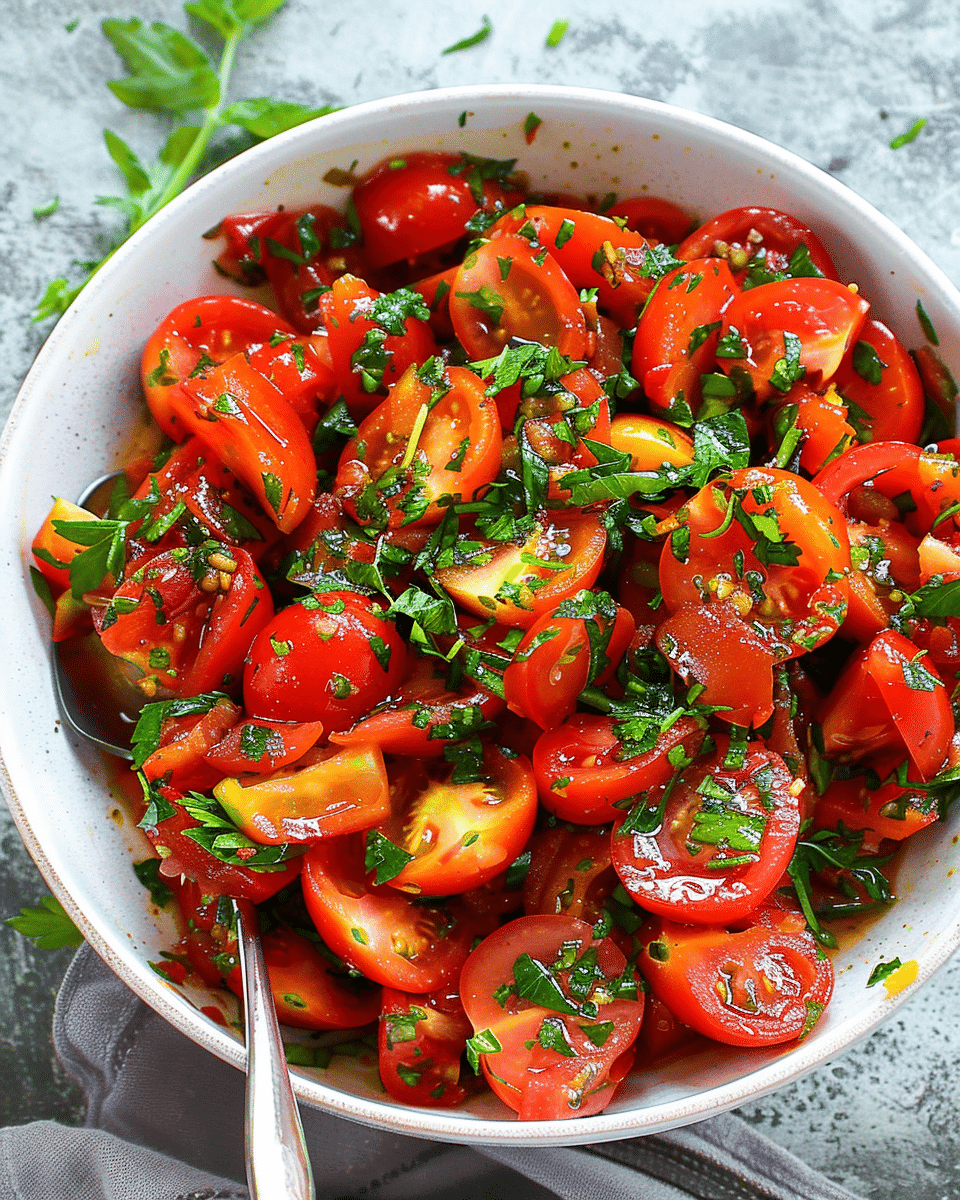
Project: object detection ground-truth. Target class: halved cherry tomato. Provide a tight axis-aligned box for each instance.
[632,257,739,418]
[243,591,408,732]
[378,987,474,1108]
[172,353,316,533]
[608,414,694,471]
[141,696,241,792]
[719,277,869,404]
[640,916,833,1046]
[32,497,97,598]
[329,658,505,758]
[142,785,304,903]
[252,925,381,1030]
[335,363,502,528]
[202,717,325,776]
[831,318,924,444]
[435,511,607,629]
[459,914,644,1120]
[533,713,705,825]
[611,736,801,924]
[676,206,839,280]
[141,296,297,439]
[502,593,635,730]
[301,833,477,991]
[352,152,512,270]
[98,543,274,698]
[375,744,538,896]
[522,826,618,926]
[317,274,439,415]
[491,205,655,328]
[449,234,588,362]
[818,627,954,781]
[606,196,694,245]
[814,773,939,849]
[214,742,390,844]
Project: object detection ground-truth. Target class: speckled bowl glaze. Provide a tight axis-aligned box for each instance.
[2,84,960,1146]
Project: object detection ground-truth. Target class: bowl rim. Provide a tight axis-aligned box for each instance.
[3,81,960,1145]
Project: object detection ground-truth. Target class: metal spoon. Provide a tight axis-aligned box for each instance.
[51,475,315,1200]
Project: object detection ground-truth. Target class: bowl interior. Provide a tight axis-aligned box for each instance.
[2,84,960,1145]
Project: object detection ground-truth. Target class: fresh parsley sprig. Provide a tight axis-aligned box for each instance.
[34,0,335,322]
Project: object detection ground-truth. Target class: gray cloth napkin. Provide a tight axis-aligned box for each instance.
[0,944,865,1200]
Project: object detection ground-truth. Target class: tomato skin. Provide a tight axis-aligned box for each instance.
[250,926,382,1031]
[632,257,739,418]
[352,152,509,269]
[449,234,588,362]
[214,742,391,844]
[173,353,317,533]
[611,737,801,925]
[609,414,694,471]
[435,511,608,629]
[243,591,408,732]
[202,717,325,776]
[522,826,618,925]
[459,914,644,1120]
[99,544,275,698]
[302,833,477,991]
[676,206,839,280]
[335,363,502,529]
[141,295,297,439]
[719,277,869,403]
[378,987,473,1108]
[818,628,954,781]
[533,713,705,825]
[377,745,538,896]
[641,917,833,1047]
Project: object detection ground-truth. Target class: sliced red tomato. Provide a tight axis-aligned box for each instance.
[213,742,390,844]
[784,382,858,475]
[719,277,870,404]
[252,925,381,1030]
[831,318,924,444]
[611,736,801,924]
[172,353,317,533]
[640,917,833,1047]
[141,785,304,903]
[202,717,325,776]
[502,593,635,730]
[435,511,608,629]
[532,713,705,825]
[676,206,839,280]
[522,826,618,926]
[141,696,241,793]
[141,295,297,439]
[817,628,954,781]
[378,987,474,1108]
[490,205,655,328]
[374,743,538,896]
[606,196,693,245]
[352,152,513,270]
[459,914,644,1120]
[659,466,851,663]
[814,774,939,848]
[449,234,588,362]
[98,543,274,698]
[243,591,408,732]
[632,257,739,418]
[335,363,502,528]
[301,833,477,991]
[329,657,505,757]
[317,274,439,415]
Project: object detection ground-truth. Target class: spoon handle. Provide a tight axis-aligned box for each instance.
[235,899,316,1200]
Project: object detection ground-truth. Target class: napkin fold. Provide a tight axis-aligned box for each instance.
[0,945,865,1200]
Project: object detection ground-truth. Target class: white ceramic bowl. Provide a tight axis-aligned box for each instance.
[2,84,960,1146]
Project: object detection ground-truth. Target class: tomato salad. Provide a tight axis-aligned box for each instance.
[31,145,960,1121]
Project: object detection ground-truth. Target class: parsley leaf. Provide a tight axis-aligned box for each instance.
[6,896,83,950]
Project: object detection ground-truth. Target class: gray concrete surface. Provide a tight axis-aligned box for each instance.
[3,0,960,1194]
